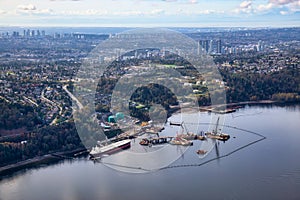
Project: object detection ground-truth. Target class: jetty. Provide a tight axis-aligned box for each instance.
[170,122,182,126]
[199,107,237,114]
[139,136,173,146]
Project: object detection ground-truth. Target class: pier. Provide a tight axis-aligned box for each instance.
[199,107,237,114]
[139,136,173,146]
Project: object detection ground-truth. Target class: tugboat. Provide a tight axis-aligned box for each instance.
[196,150,208,155]
[197,131,206,140]
[139,138,150,146]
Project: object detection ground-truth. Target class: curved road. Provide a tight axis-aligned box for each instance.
[41,88,63,125]
[62,85,84,110]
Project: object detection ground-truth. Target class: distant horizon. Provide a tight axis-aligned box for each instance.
[1,25,299,36]
[0,0,299,28]
[1,25,299,28]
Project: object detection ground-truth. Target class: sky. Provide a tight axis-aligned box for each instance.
[0,0,299,27]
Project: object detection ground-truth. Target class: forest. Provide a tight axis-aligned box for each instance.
[220,67,300,103]
[0,100,42,132]
[0,121,82,167]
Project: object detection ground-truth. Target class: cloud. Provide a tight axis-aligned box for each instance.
[256,3,274,12]
[255,0,300,14]
[0,10,6,14]
[197,10,220,14]
[240,1,252,9]
[231,0,300,15]
[17,4,36,11]
[60,9,165,17]
[33,9,54,15]
[269,0,299,5]
[288,1,300,11]
[61,10,106,16]
[16,5,54,16]
[149,9,165,15]
[233,1,253,14]
[188,0,198,4]
[176,9,222,15]
[280,10,289,14]
[114,10,143,16]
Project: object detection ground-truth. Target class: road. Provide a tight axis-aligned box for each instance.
[41,88,63,125]
[23,96,38,107]
[63,85,84,110]
[0,95,10,103]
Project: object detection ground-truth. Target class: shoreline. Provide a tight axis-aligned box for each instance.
[1,100,299,177]
[201,100,276,109]
[0,148,88,177]
[200,100,276,109]
[174,100,299,114]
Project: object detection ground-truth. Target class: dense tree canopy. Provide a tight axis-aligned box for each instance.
[0,100,42,131]
[220,68,300,103]
[0,121,83,166]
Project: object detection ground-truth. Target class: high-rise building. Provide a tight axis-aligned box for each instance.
[209,40,213,53]
[257,40,264,52]
[26,29,30,37]
[54,33,61,38]
[199,40,210,54]
[216,39,222,54]
[12,31,19,37]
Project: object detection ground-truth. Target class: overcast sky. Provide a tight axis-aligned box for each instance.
[0,0,299,27]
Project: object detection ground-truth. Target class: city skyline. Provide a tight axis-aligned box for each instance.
[0,0,299,27]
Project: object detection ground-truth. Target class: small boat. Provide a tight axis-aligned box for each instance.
[90,139,131,158]
[197,135,206,140]
[139,138,150,146]
[196,150,207,155]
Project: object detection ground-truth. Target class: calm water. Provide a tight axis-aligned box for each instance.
[1,105,300,200]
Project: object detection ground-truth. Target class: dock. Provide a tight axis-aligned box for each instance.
[205,132,230,141]
[200,107,237,114]
[139,136,173,146]
[170,122,182,126]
